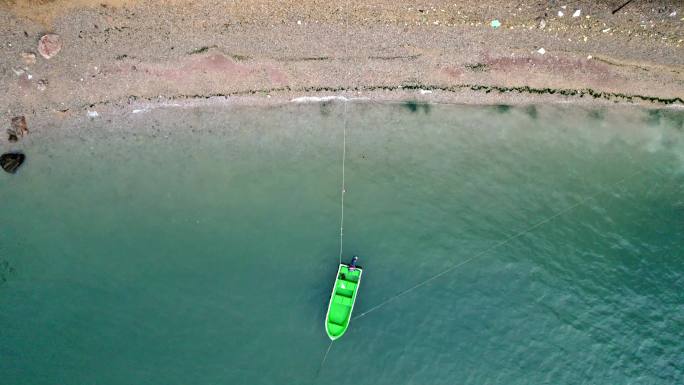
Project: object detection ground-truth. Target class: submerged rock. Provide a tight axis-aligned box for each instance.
[0,259,15,285]
[403,100,431,114]
[0,153,26,174]
[38,33,62,59]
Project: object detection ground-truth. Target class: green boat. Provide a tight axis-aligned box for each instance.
[325,262,363,340]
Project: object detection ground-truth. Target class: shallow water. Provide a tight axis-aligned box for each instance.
[1,103,683,385]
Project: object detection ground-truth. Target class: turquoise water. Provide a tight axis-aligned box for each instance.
[1,103,683,384]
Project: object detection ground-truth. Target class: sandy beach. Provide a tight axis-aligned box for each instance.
[0,0,683,134]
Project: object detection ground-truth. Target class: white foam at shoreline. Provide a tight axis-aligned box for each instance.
[291,96,369,103]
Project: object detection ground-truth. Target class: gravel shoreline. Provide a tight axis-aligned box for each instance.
[0,0,683,137]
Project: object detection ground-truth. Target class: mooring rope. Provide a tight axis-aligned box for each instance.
[336,0,353,267]
[314,340,334,381]
[315,4,351,382]
[352,169,644,321]
[318,108,346,383]
[338,101,348,265]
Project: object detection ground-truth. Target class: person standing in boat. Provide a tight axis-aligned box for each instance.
[348,256,359,271]
[341,256,359,280]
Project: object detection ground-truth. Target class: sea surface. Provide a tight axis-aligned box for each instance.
[1,102,683,385]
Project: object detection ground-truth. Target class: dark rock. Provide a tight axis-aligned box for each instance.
[0,153,26,174]
[7,130,18,142]
[11,116,29,137]
[7,116,28,142]
[36,79,48,91]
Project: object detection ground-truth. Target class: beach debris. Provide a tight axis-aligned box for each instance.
[465,63,488,72]
[20,52,36,65]
[36,79,48,91]
[558,10,564,17]
[419,89,433,95]
[537,47,546,55]
[297,20,302,25]
[587,55,593,59]
[87,110,99,118]
[0,153,26,174]
[187,46,215,55]
[490,19,501,29]
[602,28,611,33]
[612,0,634,14]
[538,19,546,29]
[7,116,28,142]
[38,33,62,59]
[669,11,677,17]
[573,9,581,17]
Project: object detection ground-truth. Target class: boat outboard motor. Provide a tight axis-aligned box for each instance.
[350,256,359,269]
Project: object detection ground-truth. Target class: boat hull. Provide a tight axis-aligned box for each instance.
[325,263,362,340]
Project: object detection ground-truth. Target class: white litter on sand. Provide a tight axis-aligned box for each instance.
[537,47,546,55]
[87,110,99,118]
[419,89,433,95]
[558,11,564,17]
[573,9,581,17]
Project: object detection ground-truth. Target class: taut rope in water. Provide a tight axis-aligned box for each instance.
[352,169,644,321]
[316,341,334,379]
[338,102,348,265]
[315,4,351,383]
